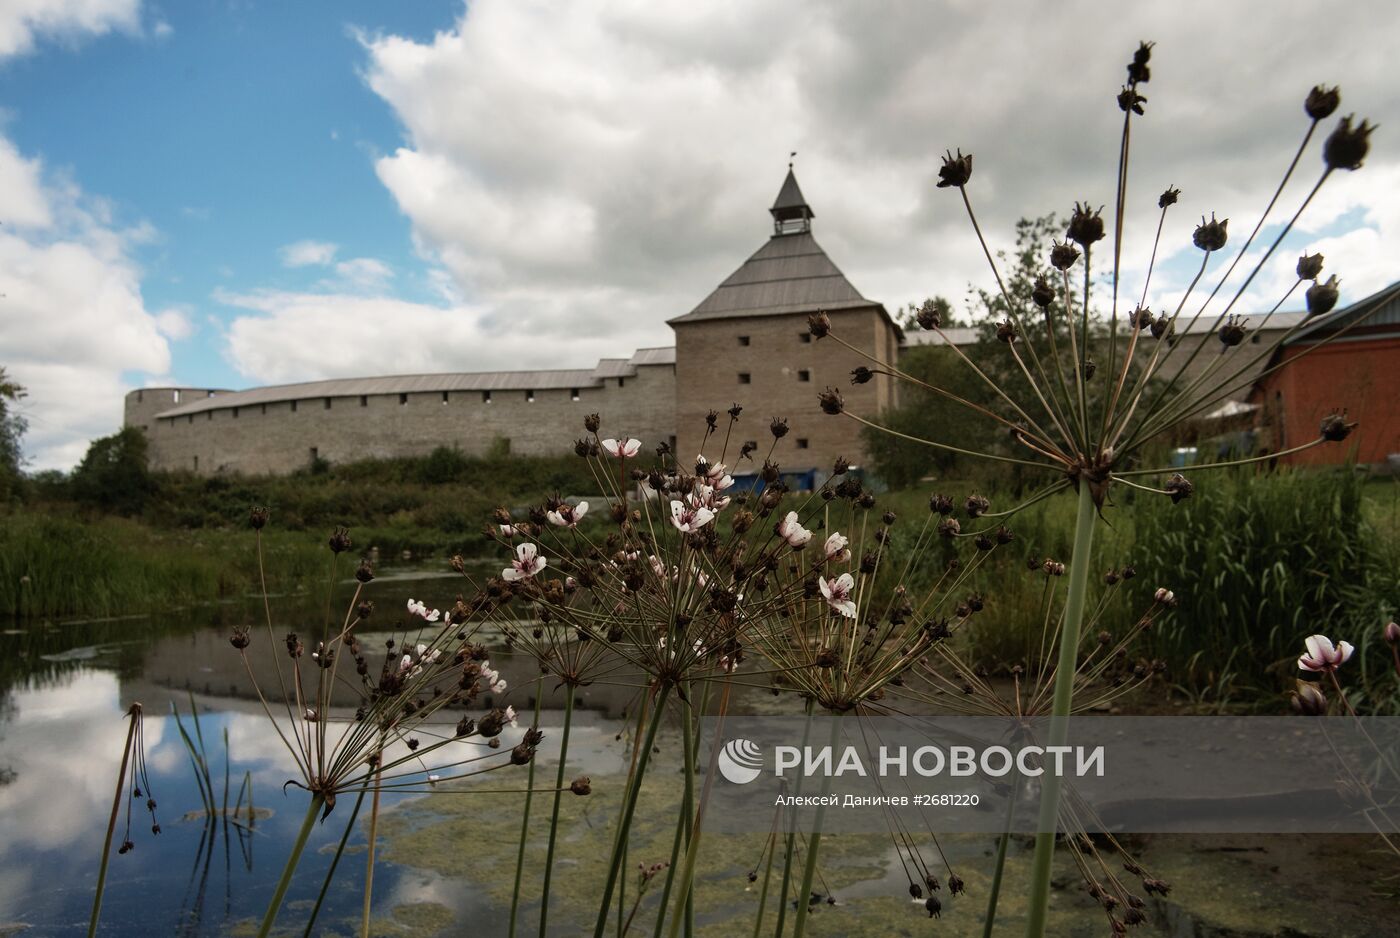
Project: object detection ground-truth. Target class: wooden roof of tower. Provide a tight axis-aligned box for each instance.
[668,167,895,330]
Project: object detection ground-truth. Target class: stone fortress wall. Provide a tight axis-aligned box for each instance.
[127,351,678,475]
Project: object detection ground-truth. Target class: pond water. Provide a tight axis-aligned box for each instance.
[1,571,1391,937]
[0,569,587,936]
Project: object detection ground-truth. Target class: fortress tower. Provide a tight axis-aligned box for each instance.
[669,166,900,473]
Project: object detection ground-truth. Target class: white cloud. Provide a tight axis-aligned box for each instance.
[331,256,394,291]
[0,135,172,470]
[0,0,142,60]
[225,0,1382,391]
[154,306,194,341]
[278,239,338,267]
[218,288,641,385]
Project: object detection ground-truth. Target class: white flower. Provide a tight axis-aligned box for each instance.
[669,500,715,533]
[406,598,441,622]
[428,774,442,785]
[601,438,642,458]
[416,643,428,656]
[701,459,735,490]
[824,532,851,563]
[819,573,858,618]
[547,500,589,528]
[505,705,519,728]
[493,679,508,694]
[503,543,547,581]
[399,654,413,673]
[1298,634,1354,673]
[500,524,518,536]
[778,511,812,548]
[689,484,730,512]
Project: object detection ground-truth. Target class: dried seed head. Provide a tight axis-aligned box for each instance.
[1117,86,1146,116]
[850,366,874,385]
[1217,315,1247,348]
[819,387,845,415]
[570,776,592,796]
[584,413,601,433]
[1319,412,1356,441]
[807,311,831,338]
[1305,85,1341,120]
[355,559,375,583]
[1164,473,1194,503]
[1158,186,1180,209]
[995,525,1014,544]
[965,494,990,518]
[948,874,966,896]
[1031,276,1054,308]
[249,506,269,530]
[1049,240,1080,271]
[510,742,535,765]
[1105,569,1120,586]
[937,517,961,539]
[995,320,1016,343]
[1323,115,1375,171]
[1043,559,1066,577]
[1306,275,1340,316]
[832,456,850,476]
[1082,358,1097,380]
[1066,203,1105,247]
[770,417,789,439]
[814,648,839,668]
[936,149,972,188]
[727,402,743,420]
[1126,40,1152,84]
[916,298,944,330]
[1151,313,1173,340]
[1296,252,1325,281]
[1193,214,1229,252]
[929,493,954,516]
[925,895,942,919]
[229,626,251,650]
[1133,307,1154,330]
[328,526,352,554]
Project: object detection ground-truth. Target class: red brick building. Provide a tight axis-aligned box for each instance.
[1249,280,1400,468]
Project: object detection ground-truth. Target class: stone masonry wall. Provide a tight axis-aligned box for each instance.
[673,306,898,474]
[130,364,676,475]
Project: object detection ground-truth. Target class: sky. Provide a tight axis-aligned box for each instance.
[1,0,1397,470]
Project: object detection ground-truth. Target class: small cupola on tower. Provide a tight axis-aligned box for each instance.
[770,160,813,236]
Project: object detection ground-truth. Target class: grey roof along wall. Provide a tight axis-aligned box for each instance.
[152,347,677,419]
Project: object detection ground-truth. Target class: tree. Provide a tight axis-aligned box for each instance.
[71,426,155,515]
[0,368,26,502]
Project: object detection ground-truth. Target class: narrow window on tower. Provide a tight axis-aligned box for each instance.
[799,332,811,344]
[571,388,580,401]
[738,372,751,384]
[526,390,535,402]
[482,390,492,404]
[399,393,408,406]
[442,391,450,404]
[360,395,368,407]
[796,438,810,450]
[324,397,332,410]
[797,370,810,382]
[738,335,750,346]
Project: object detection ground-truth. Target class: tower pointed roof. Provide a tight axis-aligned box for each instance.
[770,167,813,225]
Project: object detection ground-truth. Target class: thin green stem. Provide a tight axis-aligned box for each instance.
[510,682,545,936]
[539,686,576,938]
[257,793,324,938]
[302,788,367,938]
[88,708,139,938]
[1023,485,1096,937]
[362,758,383,938]
[593,684,672,938]
[772,699,816,937]
[791,714,842,938]
[751,830,778,938]
[653,691,695,938]
[981,776,1020,938]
